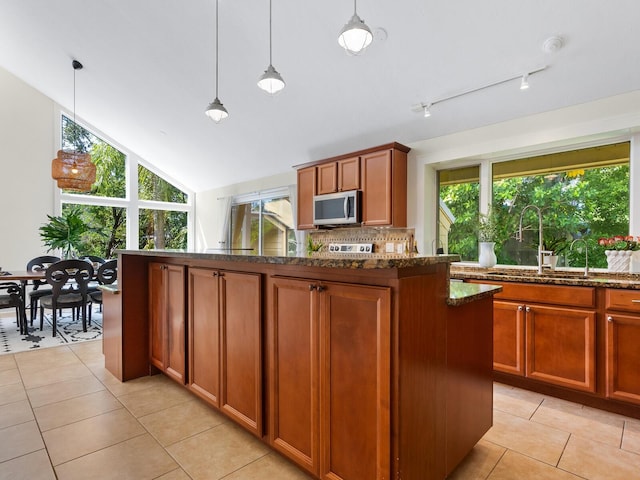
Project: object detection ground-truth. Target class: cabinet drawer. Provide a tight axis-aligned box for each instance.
[469,280,595,308]
[606,289,640,313]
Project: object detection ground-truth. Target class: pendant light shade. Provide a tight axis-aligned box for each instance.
[257,64,285,95]
[257,0,285,95]
[51,60,96,192]
[206,0,228,122]
[338,0,373,55]
[205,97,229,123]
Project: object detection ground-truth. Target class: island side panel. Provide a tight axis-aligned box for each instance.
[119,253,152,380]
[395,263,448,480]
[445,295,494,475]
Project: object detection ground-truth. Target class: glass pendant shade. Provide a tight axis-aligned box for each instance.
[51,150,96,191]
[257,64,285,95]
[338,13,373,54]
[205,97,229,123]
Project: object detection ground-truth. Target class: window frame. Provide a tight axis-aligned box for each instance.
[54,109,194,251]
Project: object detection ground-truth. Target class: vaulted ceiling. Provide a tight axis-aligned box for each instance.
[2,1,640,192]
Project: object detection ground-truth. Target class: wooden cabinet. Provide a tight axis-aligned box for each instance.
[605,289,640,405]
[188,267,220,406]
[149,262,186,384]
[188,268,263,435]
[526,304,595,392]
[361,147,407,227]
[317,157,360,194]
[493,300,525,376]
[472,281,596,392]
[268,276,390,479]
[297,166,316,230]
[295,142,409,229]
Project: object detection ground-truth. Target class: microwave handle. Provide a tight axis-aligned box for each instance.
[344,196,348,219]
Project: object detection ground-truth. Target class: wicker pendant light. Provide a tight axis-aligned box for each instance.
[51,60,96,192]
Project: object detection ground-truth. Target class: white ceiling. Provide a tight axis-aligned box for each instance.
[2,0,640,192]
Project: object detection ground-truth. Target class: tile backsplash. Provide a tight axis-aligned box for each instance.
[308,227,415,257]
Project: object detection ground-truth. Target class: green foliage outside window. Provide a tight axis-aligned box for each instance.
[440,164,630,268]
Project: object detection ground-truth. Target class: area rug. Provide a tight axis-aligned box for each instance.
[0,309,102,355]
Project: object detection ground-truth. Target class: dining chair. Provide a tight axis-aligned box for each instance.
[0,282,23,329]
[39,259,94,337]
[89,259,117,315]
[26,255,61,325]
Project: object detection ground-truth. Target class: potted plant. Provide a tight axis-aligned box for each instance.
[39,207,87,259]
[598,235,640,272]
[477,208,499,268]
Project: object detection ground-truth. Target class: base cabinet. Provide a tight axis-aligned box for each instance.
[188,268,262,435]
[605,289,640,405]
[149,262,186,384]
[493,301,525,376]
[268,276,390,479]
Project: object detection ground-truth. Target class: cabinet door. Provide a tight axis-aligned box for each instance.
[149,262,166,371]
[297,166,316,230]
[526,304,596,392]
[361,149,407,227]
[319,283,391,480]
[317,163,338,195]
[606,312,640,404]
[268,276,319,475]
[188,268,220,406]
[165,264,186,384]
[493,301,526,376]
[337,157,360,191]
[220,271,262,436]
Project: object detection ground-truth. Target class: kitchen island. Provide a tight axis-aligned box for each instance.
[105,250,500,480]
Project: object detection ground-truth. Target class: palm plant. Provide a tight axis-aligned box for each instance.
[39,206,87,258]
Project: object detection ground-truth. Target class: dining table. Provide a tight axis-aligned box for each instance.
[0,270,46,334]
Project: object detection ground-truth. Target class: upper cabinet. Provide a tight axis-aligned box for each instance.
[296,142,409,230]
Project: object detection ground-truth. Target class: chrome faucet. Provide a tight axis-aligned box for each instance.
[517,205,545,274]
[570,238,589,277]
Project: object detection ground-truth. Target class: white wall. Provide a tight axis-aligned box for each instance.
[195,171,296,252]
[0,67,56,270]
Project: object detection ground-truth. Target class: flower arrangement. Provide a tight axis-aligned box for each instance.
[598,235,640,251]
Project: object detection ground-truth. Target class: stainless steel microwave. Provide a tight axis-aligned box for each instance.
[313,190,361,226]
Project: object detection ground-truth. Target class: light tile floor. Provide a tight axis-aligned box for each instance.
[1,342,640,479]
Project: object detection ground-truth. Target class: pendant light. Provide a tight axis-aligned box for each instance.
[257,0,285,95]
[205,0,228,122]
[338,0,373,55]
[51,60,96,192]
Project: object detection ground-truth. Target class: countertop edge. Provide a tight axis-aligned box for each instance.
[448,282,503,306]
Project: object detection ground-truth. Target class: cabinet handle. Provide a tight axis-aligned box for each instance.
[317,285,326,292]
[517,305,523,311]
[309,284,317,291]
[212,272,218,277]
[632,300,640,303]
[607,316,614,323]
[525,306,531,313]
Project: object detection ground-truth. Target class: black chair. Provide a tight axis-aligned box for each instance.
[89,259,117,314]
[0,282,24,329]
[39,259,94,337]
[26,255,61,324]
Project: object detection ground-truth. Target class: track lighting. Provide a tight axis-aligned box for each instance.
[338,0,373,55]
[412,66,547,118]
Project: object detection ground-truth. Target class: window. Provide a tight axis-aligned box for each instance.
[437,142,631,268]
[59,114,192,257]
[438,166,480,261]
[229,191,295,256]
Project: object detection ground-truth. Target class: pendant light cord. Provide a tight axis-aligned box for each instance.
[353,0,357,15]
[215,0,219,98]
[269,0,273,64]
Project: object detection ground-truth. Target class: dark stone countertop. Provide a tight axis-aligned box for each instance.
[450,265,640,290]
[448,281,503,306]
[116,249,461,270]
